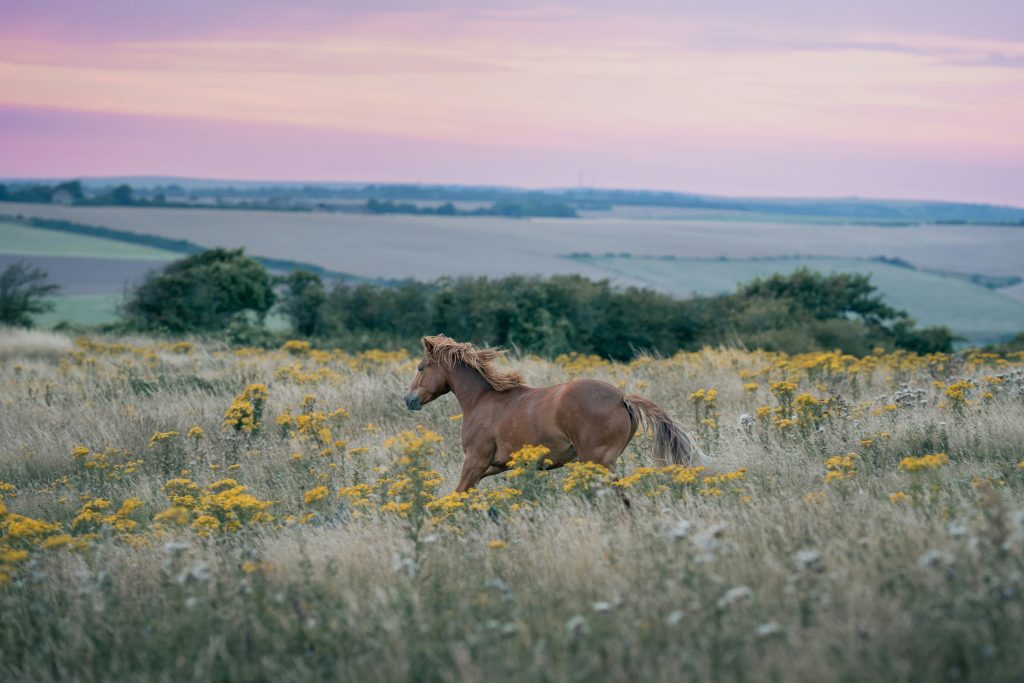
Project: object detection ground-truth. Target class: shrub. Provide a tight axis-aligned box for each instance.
[122,248,274,333]
[0,261,59,327]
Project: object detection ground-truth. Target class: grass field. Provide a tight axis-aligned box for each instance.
[1,330,1022,682]
[31,294,122,327]
[0,221,176,261]
[574,255,1024,344]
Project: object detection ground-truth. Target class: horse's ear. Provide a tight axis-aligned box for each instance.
[422,336,437,354]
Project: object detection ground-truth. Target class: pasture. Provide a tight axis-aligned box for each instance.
[1,329,1022,682]
[30,293,122,328]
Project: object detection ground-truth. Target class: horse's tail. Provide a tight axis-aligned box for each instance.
[623,394,707,469]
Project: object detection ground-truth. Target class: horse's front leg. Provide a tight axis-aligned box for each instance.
[455,449,496,492]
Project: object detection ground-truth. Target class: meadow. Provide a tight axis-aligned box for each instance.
[1,328,1022,682]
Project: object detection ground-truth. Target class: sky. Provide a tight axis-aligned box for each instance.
[1,1,1023,205]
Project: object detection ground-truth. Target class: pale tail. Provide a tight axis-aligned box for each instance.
[623,394,707,469]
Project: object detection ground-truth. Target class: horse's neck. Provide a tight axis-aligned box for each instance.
[447,364,495,413]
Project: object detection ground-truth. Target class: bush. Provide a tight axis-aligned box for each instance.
[123,249,275,333]
[316,270,948,358]
[0,261,60,327]
[279,270,326,336]
[117,253,955,357]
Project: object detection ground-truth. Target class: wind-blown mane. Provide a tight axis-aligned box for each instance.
[423,335,525,392]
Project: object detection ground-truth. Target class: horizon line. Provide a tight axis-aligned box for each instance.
[3,174,1022,211]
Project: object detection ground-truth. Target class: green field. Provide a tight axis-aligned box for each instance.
[573,255,1024,344]
[32,294,122,327]
[0,221,177,260]
[30,295,293,330]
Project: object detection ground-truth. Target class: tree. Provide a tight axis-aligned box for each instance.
[54,180,84,202]
[109,184,134,205]
[123,248,275,332]
[738,268,903,326]
[0,261,60,327]
[93,184,134,205]
[280,270,326,336]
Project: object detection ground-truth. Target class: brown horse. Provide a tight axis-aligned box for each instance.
[404,335,706,492]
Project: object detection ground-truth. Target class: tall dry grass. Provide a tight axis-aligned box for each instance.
[0,330,1022,682]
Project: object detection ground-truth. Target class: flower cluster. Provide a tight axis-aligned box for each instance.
[154,478,274,535]
[824,454,857,484]
[72,497,144,534]
[277,394,349,451]
[898,453,950,473]
[222,384,269,433]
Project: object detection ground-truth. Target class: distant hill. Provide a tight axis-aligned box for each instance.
[3,177,1022,224]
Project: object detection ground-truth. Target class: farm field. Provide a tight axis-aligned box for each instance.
[0,329,1022,682]
[574,255,1024,344]
[4,203,1024,342]
[4,202,1023,286]
[0,220,176,261]
[0,219,177,326]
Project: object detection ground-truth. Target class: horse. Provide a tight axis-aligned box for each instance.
[403,335,706,492]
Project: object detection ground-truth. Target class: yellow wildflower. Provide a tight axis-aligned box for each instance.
[148,431,179,446]
[898,453,949,472]
[303,486,329,505]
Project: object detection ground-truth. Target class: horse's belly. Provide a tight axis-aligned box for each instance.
[493,432,574,467]
[489,383,606,466]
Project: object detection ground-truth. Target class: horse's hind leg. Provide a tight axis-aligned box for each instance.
[572,408,636,472]
[572,410,636,508]
[573,443,633,508]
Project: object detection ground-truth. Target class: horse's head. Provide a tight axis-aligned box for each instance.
[404,336,451,410]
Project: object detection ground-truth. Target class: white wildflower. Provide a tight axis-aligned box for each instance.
[717,585,753,609]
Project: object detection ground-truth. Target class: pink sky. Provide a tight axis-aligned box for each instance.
[1,1,1023,204]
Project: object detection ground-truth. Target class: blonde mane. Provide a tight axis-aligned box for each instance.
[423,336,526,392]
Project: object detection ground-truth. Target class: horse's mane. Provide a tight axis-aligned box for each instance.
[423,336,526,392]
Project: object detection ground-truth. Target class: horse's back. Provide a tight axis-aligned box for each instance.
[558,378,625,411]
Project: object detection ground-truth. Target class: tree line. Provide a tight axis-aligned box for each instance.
[0,248,958,358]
[102,249,952,356]
[0,247,959,355]
[365,197,578,218]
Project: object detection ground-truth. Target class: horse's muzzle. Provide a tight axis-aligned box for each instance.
[404,393,422,411]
